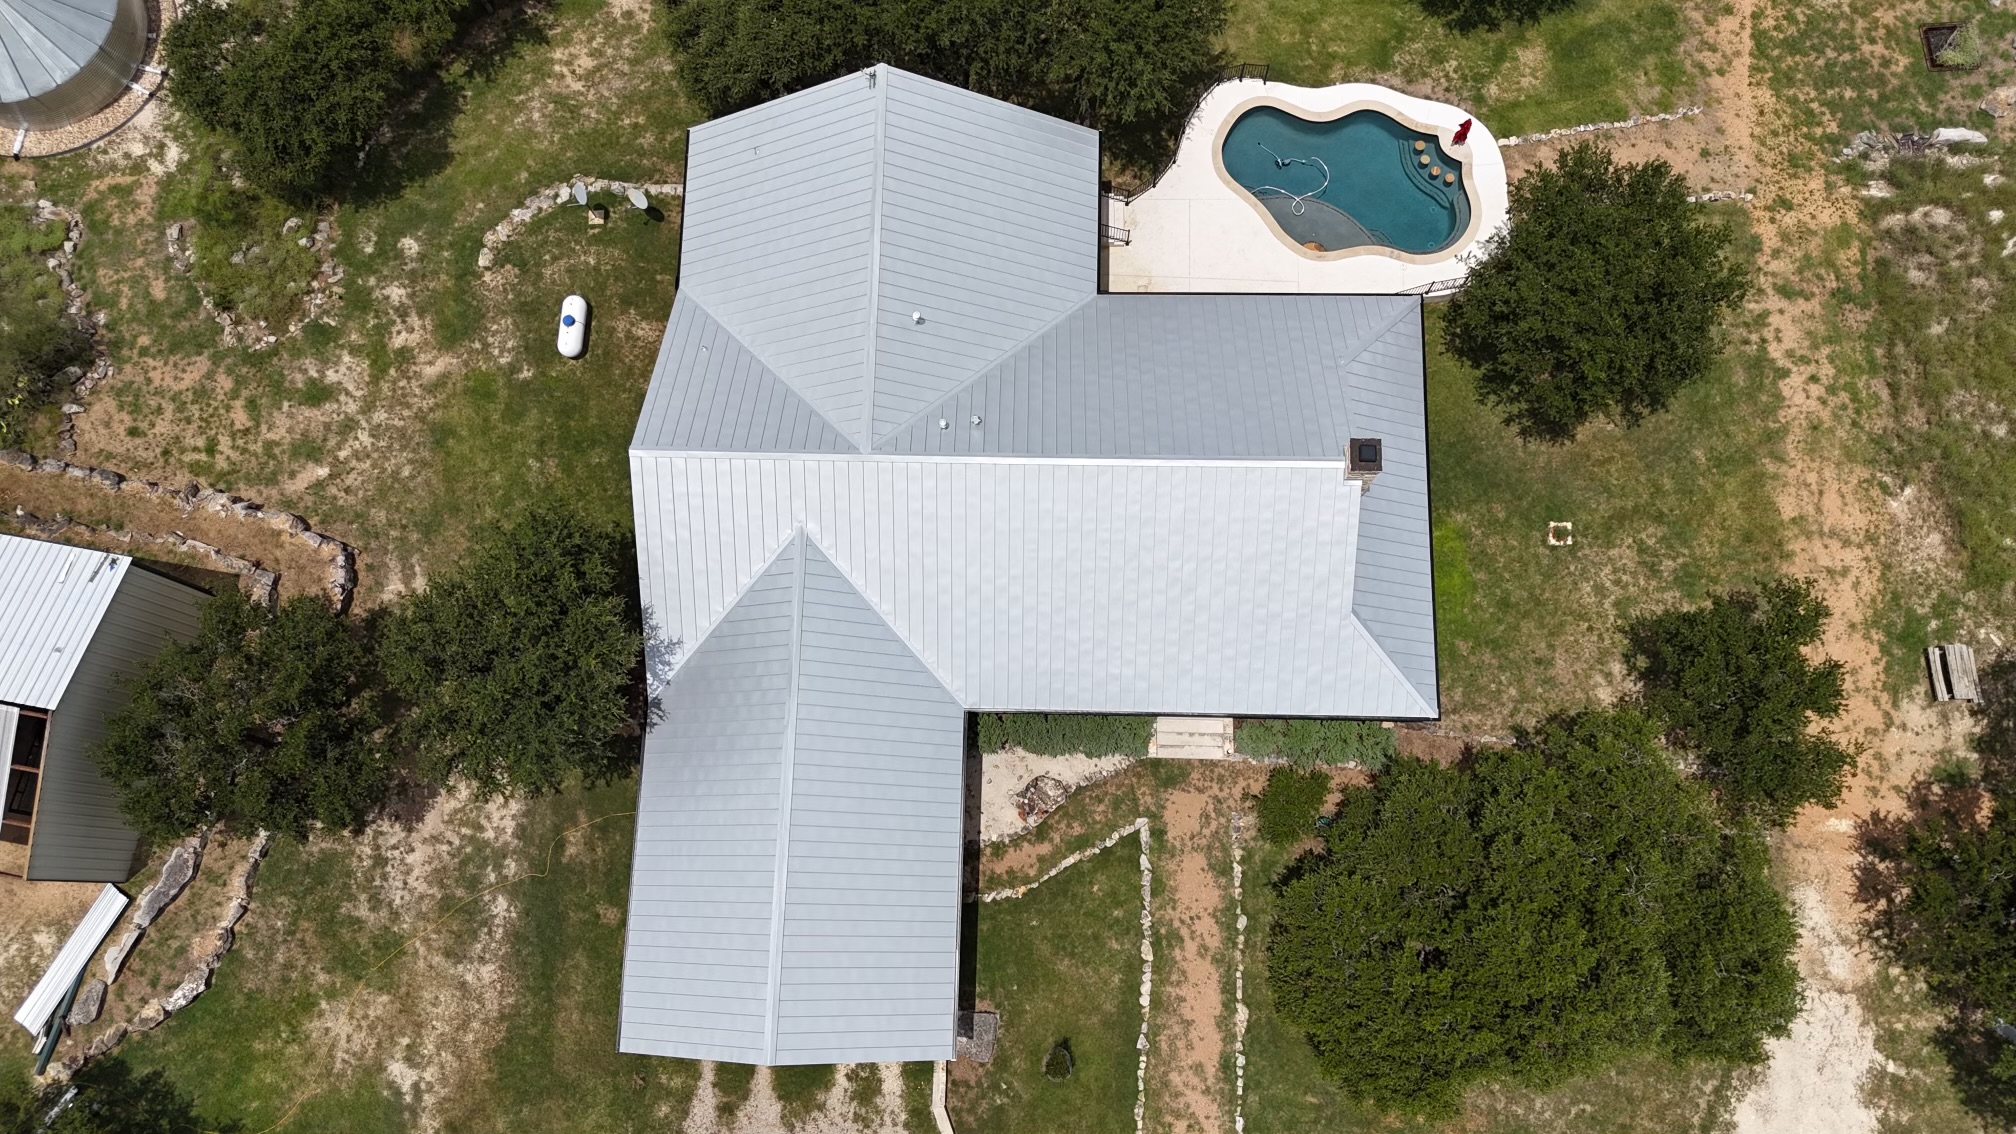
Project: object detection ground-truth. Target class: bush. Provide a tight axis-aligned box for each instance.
[1255,767,1331,845]
[1627,576,1855,826]
[158,142,326,328]
[2,1057,212,1134]
[975,713,1152,757]
[1266,710,1800,1115]
[0,207,90,444]
[93,588,383,841]
[163,0,467,201]
[666,0,1228,169]
[1443,142,1749,443]
[381,507,643,796]
[1862,776,2016,1126]
[1236,719,1394,771]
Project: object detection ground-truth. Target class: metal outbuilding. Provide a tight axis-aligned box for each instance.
[624,64,1441,1065]
[0,0,150,132]
[0,533,207,880]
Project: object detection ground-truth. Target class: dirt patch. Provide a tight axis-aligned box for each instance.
[0,875,104,1016]
[979,750,1137,843]
[0,462,339,601]
[1147,776,1239,1134]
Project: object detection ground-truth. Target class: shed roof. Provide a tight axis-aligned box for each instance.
[0,532,131,709]
[626,64,1441,1065]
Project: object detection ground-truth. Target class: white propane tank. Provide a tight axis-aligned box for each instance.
[557,295,588,358]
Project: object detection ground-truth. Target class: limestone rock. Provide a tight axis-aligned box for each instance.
[130,1001,166,1032]
[1983,86,2016,118]
[1933,127,1990,146]
[102,928,141,983]
[160,971,208,1013]
[133,841,200,929]
[84,1022,128,1058]
[1015,774,1070,823]
[66,979,105,1027]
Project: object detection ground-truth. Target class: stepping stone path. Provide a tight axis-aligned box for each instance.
[1151,717,1233,760]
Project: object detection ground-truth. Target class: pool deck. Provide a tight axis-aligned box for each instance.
[1105,80,1510,295]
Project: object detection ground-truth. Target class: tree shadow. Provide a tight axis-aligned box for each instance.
[68,1055,241,1133]
[343,0,557,208]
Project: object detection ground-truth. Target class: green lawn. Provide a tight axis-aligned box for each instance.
[24,0,694,596]
[1224,0,1697,136]
[951,837,1146,1134]
[1425,285,1788,728]
[106,779,702,1134]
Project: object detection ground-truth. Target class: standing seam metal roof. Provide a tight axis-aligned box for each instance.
[621,531,965,1063]
[626,63,1441,1066]
[0,532,130,709]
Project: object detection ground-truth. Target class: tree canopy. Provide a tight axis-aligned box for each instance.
[163,0,465,201]
[666,0,1228,167]
[1862,771,2016,1126]
[379,507,643,797]
[92,587,384,840]
[1442,142,1749,443]
[1627,576,1855,826]
[1266,709,1801,1115]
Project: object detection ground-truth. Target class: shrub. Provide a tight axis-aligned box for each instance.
[380,506,643,797]
[92,588,384,840]
[1442,141,1749,443]
[163,0,467,201]
[665,0,1228,169]
[1236,719,1394,771]
[1626,576,1855,826]
[0,207,90,443]
[1862,776,2016,1126]
[1255,767,1331,845]
[1267,710,1800,1115]
[975,713,1152,757]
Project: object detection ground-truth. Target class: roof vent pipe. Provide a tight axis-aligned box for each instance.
[938,418,950,430]
[911,311,924,324]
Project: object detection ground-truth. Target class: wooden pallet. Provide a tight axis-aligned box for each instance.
[1927,643,1981,702]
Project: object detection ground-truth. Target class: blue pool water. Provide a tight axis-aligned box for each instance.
[1220,106,1470,255]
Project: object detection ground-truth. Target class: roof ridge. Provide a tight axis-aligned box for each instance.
[871,292,1098,450]
[797,531,967,705]
[761,529,808,1063]
[857,64,892,451]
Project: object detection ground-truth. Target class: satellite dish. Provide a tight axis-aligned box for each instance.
[571,181,588,206]
[627,188,649,210]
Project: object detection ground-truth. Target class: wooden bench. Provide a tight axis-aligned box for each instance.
[1927,643,1981,702]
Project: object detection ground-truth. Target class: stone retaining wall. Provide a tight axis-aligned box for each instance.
[1499,106,1704,148]
[0,448,358,609]
[476,177,684,270]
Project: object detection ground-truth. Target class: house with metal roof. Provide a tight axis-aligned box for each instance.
[0,533,206,881]
[623,64,1439,1065]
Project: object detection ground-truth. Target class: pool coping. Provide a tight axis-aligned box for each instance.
[1104,79,1511,295]
[1210,94,1485,266]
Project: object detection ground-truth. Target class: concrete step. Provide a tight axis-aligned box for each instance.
[1151,716,1234,759]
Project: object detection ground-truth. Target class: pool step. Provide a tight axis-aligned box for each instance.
[1151,716,1235,760]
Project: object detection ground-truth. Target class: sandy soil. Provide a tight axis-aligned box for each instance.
[978,750,1137,843]
[1146,779,1236,1134]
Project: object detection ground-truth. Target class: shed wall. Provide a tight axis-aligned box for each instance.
[27,566,205,882]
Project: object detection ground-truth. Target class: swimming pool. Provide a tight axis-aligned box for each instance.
[1219,105,1471,256]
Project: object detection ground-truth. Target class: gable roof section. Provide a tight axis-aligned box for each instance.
[676,65,1099,450]
[621,531,965,1064]
[0,533,130,709]
[632,452,1434,719]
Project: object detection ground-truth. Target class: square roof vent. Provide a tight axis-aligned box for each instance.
[1348,438,1383,473]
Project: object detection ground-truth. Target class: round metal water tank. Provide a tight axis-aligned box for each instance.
[0,0,149,132]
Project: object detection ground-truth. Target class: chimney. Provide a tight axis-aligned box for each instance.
[1346,438,1382,494]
